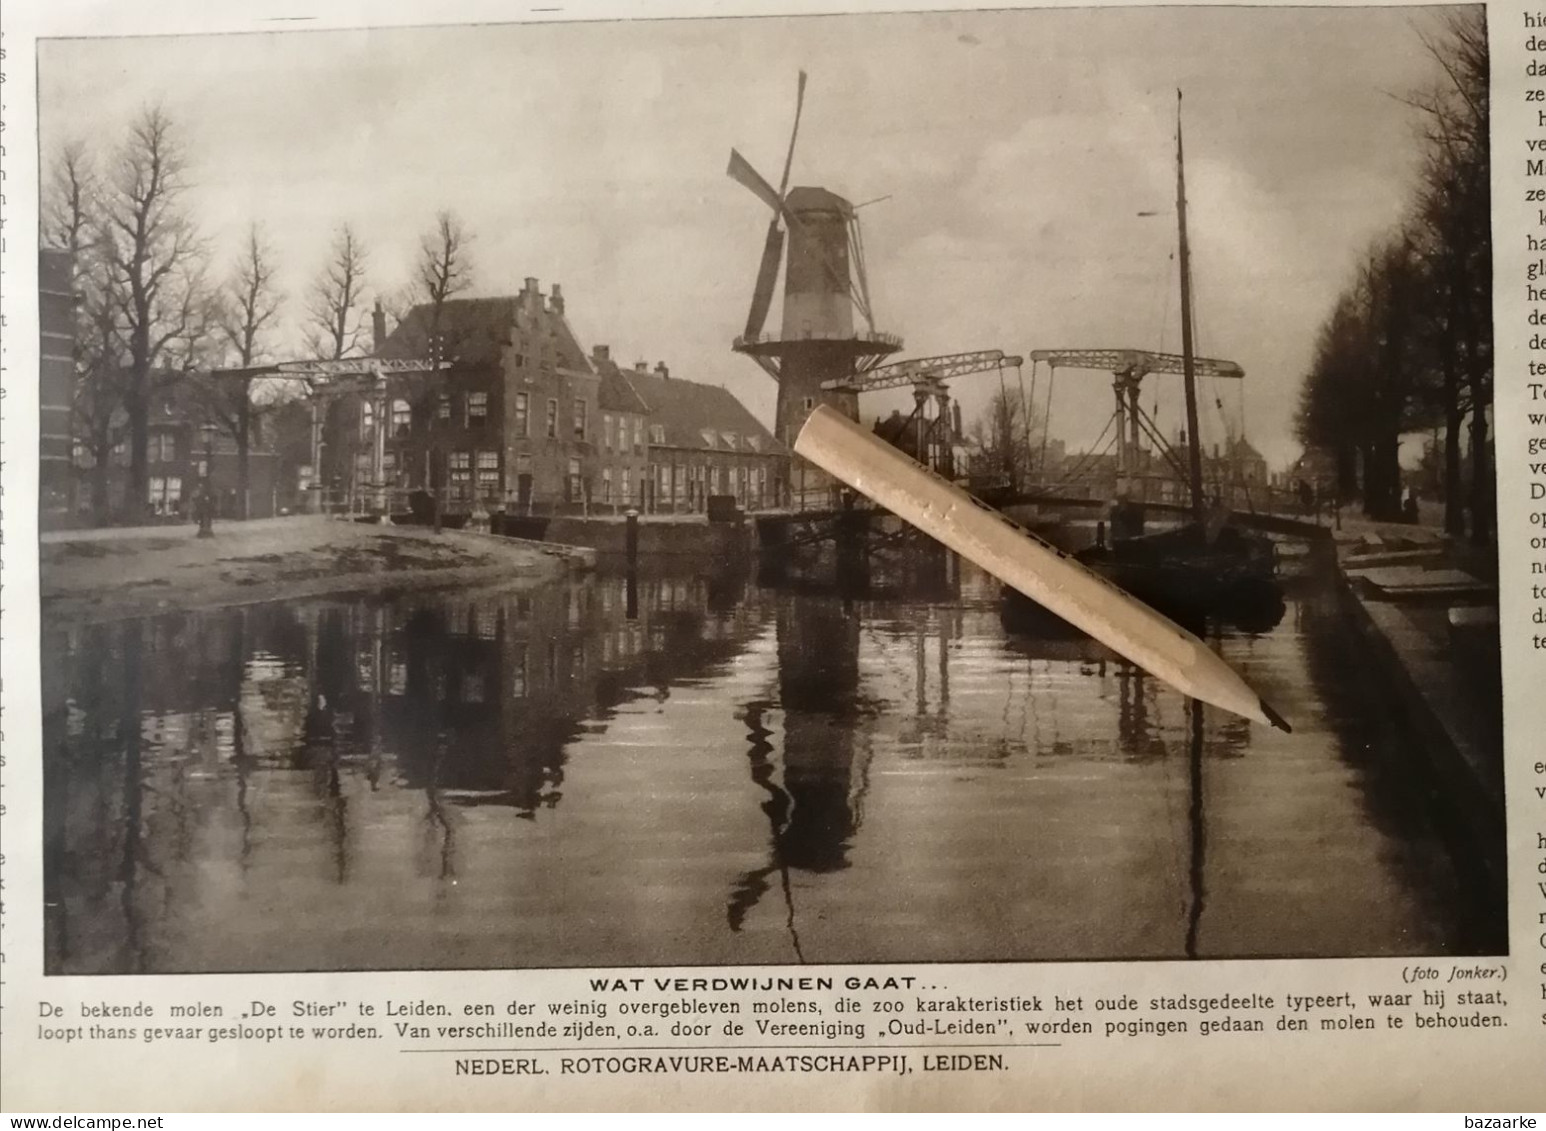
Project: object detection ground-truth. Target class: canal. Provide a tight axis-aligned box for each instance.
[41,562,1496,974]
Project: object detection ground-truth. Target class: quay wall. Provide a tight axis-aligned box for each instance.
[496,514,753,560]
[1331,559,1506,915]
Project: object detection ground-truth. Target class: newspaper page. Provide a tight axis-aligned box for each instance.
[0,0,1543,1113]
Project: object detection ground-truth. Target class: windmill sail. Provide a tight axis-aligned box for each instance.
[727,149,789,217]
[745,226,785,341]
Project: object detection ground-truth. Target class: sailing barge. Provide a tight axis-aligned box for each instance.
[1003,94,1284,639]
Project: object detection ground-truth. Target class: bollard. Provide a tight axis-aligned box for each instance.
[624,508,639,620]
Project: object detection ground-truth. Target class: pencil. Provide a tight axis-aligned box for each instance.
[793,405,1290,731]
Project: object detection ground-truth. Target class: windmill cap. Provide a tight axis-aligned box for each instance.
[784,186,854,217]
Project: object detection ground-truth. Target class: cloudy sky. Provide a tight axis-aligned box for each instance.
[38,5,1468,469]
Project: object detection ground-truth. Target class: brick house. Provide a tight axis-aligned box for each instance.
[40,247,75,528]
[372,279,598,515]
[593,354,784,514]
[73,381,289,522]
[592,345,651,512]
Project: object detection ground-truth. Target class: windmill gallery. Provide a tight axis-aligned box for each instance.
[36,17,1506,977]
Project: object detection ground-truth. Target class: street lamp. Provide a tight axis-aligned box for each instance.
[196,422,217,538]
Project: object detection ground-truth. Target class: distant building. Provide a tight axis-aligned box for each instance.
[367,279,596,515]
[40,248,75,526]
[71,380,294,522]
[592,346,651,511]
[594,355,783,514]
[328,278,784,517]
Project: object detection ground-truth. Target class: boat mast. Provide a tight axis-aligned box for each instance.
[1176,90,1207,527]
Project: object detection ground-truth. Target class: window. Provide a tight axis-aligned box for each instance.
[650,424,666,445]
[152,433,177,462]
[711,465,722,495]
[382,451,396,472]
[546,399,559,438]
[511,645,528,698]
[359,400,375,440]
[602,467,613,502]
[467,391,488,426]
[720,431,737,450]
[147,476,182,515]
[568,457,582,502]
[449,451,472,497]
[802,397,815,411]
[700,429,717,449]
[392,398,411,435]
[514,392,529,437]
[477,450,500,497]
[437,393,451,421]
[573,398,587,440]
[603,414,613,451]
[622,468,632,504]
[633,418,644,454]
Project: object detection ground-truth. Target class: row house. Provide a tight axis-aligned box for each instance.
[340,278,785,517]
[590,350,784,514]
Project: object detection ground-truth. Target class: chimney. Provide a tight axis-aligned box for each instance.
[549,283,564,315]
[524,276,539,295]
[372,299,387,353]
[592,344,610,364]
[635,360,648,372]
[655,362,670,380]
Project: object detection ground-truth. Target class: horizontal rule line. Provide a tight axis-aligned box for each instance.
[399,1043,1062,1054]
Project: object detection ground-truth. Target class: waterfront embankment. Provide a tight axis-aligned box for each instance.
[41,515,590,625]
[1331,518,1505,911]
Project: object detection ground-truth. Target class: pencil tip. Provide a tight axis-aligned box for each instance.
[1260,698,1291,733]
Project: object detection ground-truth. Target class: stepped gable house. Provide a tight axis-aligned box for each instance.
[375,278,597,513]
[362,278,783,515]
[590,348,784,514]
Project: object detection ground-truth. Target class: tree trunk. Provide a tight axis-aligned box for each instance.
[126,387,150,525]
[432,444,444,534]
[236,397,252,521]
[1443,403,1464,537]
[91,455,110,527]
[1468,404,1491,545]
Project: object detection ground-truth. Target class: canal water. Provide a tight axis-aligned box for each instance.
[41,563,1493,974]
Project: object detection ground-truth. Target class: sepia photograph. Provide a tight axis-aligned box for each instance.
[35,5,1504,976]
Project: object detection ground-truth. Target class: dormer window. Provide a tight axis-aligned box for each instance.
[649,424,666,445]
[719,431,737,450]
[700,428,718,448]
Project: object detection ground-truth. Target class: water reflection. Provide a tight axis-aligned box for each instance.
[41,563,1493,973]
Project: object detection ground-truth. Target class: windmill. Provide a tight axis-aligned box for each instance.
[727,71,903,466]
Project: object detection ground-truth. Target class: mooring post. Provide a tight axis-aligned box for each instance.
[625,508,640,620]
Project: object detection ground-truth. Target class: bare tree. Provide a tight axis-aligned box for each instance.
[1404,9,1491,543]
[96,106,211,522]
[45,142,110,519]
[968,388,1040,493]
[199,223,284,519]
[306,223,370,360]
[44,141,98,260]
[394,211,475,530]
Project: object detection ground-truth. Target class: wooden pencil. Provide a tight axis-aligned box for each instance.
[793,405,1289,731]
